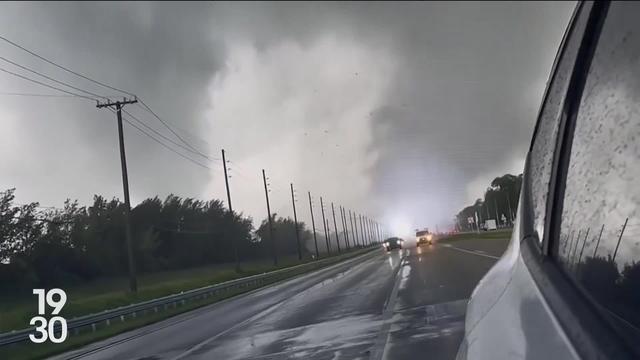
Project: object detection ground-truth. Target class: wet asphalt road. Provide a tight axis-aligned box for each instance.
[51,236,509,360]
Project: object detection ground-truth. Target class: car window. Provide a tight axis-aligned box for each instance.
[556,2,640,333]
[526,3,591,243]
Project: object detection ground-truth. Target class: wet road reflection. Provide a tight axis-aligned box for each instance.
[55,237,508,360]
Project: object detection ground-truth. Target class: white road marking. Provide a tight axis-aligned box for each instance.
[440,243,500,260]
[371,255,405,360]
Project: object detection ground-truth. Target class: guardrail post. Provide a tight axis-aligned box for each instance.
[106,319,110,326]
[91,323,96,332]
[120,315,125,322]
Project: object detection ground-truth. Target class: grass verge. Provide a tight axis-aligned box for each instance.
[438,229,513,242]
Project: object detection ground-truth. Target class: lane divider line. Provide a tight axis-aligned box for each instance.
[370,254,405,360]
[440,243,500,260]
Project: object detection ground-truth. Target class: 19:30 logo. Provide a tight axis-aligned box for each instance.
[29,289,68,344]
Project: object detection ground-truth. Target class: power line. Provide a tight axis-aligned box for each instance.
[0,56,112,100]
[0,34,136,97]
[0,91,78,98]
[107,108,213,171]
[122,108,220,163]
[137,99,216,160]
[0,67,213,172]
[0,66,96,101]
[122,116,212,170]
[0,34,216,162]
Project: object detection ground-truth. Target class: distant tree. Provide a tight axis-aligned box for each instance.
[455,173,522,230]
[0,188,257,291]
[255,214,312,259]
[620,261,640,305]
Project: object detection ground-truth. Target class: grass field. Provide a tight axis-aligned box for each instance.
[0,248,373,360]
[437,229,513,242]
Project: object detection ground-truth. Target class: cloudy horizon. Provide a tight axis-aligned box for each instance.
[0,2,574,236]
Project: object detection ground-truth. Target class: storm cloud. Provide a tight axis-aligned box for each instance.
[0,2,574,235]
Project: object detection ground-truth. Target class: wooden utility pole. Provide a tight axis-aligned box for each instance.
[340,206,350,250]
[308,192,319,259]
[359,215,366,245]
[320,197,330,254]
[97,97,138,293]
[222,149,239,271]
[350,210,359,247]
[290,183,302,260]
[262,169,277,265]
[331,202,341,253]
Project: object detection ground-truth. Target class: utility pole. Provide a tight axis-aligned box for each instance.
[97,97,138,293]
[350,210,359,247]
[308,192,319,259]
[367,219,377,243]
[326,219,332,252]
[331,202,341,253]
[290,183,302,260]
[359,215,366,246]
[262,169,277,265]
[612,218,629,262]
[340,206,350,250]
[366,216,371,245]
[222,149,239,271]
[346,208,352,249]
[320,196,330,254]
[494,199,500,228]
[369,218,375,244]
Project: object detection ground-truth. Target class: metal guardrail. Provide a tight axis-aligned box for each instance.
[0,246,378,346]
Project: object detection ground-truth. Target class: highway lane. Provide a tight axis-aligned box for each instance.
[382,238,508,360]
[51,236,509,360]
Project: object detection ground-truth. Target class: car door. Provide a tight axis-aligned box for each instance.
[459,2,640,359]
[525,1,640,358]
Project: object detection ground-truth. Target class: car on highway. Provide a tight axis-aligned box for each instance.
[416,229,433,246]
[457,2,640,359]
[383,237,403,251]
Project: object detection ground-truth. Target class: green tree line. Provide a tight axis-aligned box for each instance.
[0,188,321,292]
[455,174,522,231]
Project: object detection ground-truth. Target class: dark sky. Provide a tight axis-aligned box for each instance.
[0,2,574,236]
